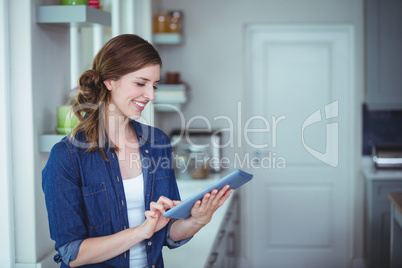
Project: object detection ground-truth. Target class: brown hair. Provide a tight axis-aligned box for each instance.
[70,34,162,160]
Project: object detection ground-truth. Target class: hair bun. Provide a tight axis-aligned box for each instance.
[79,70,100,89]
[78,70,101,104]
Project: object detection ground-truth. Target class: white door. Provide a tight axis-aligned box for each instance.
[241,25,355,268]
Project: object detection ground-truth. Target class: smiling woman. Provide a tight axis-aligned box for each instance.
[42,34,233,268]
[71,34,162,160]
[103,65,160,121]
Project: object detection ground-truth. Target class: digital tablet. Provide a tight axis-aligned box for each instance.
[162,169,253,219]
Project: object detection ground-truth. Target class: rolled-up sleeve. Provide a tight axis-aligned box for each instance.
[164,220,192,249]
[57,239,84,266]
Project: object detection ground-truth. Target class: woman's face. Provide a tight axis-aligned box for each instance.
[104,64,160,120]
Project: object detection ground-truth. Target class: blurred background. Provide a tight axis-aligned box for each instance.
[1,0,402,267]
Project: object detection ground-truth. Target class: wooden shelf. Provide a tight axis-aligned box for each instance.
[153,33,182,44]
[36,5,111,27]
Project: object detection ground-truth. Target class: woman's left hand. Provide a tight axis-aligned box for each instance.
[189,184,233,227]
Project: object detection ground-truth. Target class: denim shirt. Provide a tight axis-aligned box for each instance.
[42,120,190,267]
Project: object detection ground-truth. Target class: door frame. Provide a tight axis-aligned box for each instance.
[0,0,15,266]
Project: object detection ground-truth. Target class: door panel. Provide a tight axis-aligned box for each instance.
[243,25,354,268]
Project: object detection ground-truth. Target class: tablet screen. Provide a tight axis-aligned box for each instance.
[162,169,253,219]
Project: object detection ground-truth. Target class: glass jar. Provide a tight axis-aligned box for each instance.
[168,11,182,33]
[188,145,210,179]
[153,14,169,33]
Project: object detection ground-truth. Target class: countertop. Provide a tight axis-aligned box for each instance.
[389,192,402,215]
[361,156,402,180]
[162,169,234,267]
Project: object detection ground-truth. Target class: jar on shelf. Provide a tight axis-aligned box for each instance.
[61,0,88,5]
[168,11,182,33]
[88,0,100,9]
[153,14,169,33]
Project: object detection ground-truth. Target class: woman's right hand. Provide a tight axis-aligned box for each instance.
[138,196,181,239]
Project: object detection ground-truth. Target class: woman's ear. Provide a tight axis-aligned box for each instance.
[103,79,113,91]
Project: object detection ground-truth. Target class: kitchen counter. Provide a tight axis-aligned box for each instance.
[388,192,402,267]
[362,156,402,180]
[162,169,234,267]
[389,192,402,215]
[363,156,402,268]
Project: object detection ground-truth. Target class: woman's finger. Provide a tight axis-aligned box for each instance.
[217,185,230,199]
[212,185,231,206]
[172,200,182,206]
[157,196,175,210]
[199,192,211,209]
[207,189,219,207]
[145,210,158,219]
[150,201,165,214]
[218,189,234,206]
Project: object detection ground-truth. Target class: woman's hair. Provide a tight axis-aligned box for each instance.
[70,34,162,160]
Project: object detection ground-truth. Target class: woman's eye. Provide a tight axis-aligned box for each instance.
[153,85,158,90]
[136,83,145,87]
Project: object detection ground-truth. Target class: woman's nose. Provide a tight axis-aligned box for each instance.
[144,86,155,101]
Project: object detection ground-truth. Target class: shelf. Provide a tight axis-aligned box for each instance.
[153,33,182,45]
[154,84,187,112]
[157,84,185,91]
[39,134,66,153]
[36,5,111,27]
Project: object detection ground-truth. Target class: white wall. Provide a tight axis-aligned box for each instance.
[0,0,14,267]
[8,0,70,265]
[154,0,364,264]
[32,1,71,262]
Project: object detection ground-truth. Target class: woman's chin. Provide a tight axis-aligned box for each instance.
[129,113,142,121]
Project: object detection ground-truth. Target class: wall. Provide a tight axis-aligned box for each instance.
[8,0,70,265]
[0,0,14,266]
[155,0,364,163]
[32,0,71,262]
[153,0,364,265]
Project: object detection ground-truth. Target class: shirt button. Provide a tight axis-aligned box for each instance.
[145,149,149,153]
[124,225,127,230]
[124,252,127,258]
[116,176,120,182]
[147,241,152,246]
[121,200,125,206]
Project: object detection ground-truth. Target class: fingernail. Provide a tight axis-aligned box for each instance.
[226,185,230,189]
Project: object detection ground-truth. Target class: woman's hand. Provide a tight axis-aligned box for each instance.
[167,185,233,242]
[138,196,180,240]
[189,184,233,227]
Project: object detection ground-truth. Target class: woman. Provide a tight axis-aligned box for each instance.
[42,34,233,268]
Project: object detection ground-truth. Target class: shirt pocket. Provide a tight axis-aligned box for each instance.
[154,169,170,180]
[153,169,171,198]
[82,182,111,229]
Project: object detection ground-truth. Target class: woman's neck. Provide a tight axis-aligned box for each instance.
[106,111,137,148]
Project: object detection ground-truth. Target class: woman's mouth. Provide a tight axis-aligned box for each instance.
[132,100,146,110]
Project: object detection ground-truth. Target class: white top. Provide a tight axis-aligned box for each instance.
[122,173,147,268]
